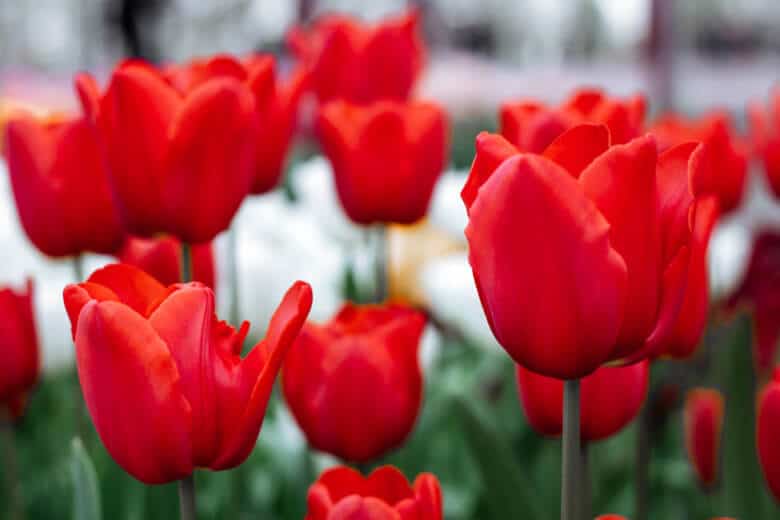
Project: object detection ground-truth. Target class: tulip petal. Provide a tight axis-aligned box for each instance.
[759,378,780,501]
[466,154,627,379]
[87,264,168,318]
[580,135,660,358]
[63,282,120,339]
[396,474,442,520]
[365,466,414,506]
[211,281,312,468]
[684,388,724,488]
[461,132,518,212]
[164,78,257,243]
[315,466,368,503]
[75,300,192,484]
[542,123,610,178]
[328,496,401,520]
[0,281,38,405]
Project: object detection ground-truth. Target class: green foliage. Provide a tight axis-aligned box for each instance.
[70,438,101,520]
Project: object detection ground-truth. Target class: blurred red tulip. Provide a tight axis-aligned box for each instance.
[283,303,425,462]
[306,465,442,520]
[0,279,39,419]
[648,111,748,213]
[594,516,627,520]
[117,236,215,290]
[62,264,312,483]
[163,54,308,195]
[727,232,780,373]
[749,90,780,199]
[758,368,780,501]
[684,388,724,488]
[4,112,124,257]
[288,10,424,104]
[500,88,646,153]
[318,99,448,225]
[76,60,258,243]
[462,126,718,378]
[516,360,649,441]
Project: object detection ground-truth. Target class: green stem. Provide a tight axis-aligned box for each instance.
[2,411,23,520]
[373,224,387,303]
[228,225,240,326]
[581,441,591,520]
[180,243,193,283]
[562,379,580,520]
[635,403,650,520]
[72,255,87,440]
[178,475,196,520]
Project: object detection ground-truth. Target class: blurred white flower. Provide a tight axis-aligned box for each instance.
[428,171,469,243]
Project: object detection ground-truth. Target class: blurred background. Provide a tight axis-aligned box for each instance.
[2,0,780,519]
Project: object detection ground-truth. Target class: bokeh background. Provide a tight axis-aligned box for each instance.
[2,1,780,518]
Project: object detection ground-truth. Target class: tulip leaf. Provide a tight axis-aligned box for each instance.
[70,438,101,520]
[455,397,545,519]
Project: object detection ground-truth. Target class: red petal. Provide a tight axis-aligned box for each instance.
[542,123,610,177]
[0,281,38,406]
[684,388,724,488]
[365,466,414,506]
[466,154,627,379]
[87,263,168,317]
[75,300,192,483]
[580,135,661,358]
[461,132,518,212]
[315,466,368,503]
[328,496,401,520]
[63,282,120,339]
[759,379,780,502]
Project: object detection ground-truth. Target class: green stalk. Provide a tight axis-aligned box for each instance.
[373,224,387,303]
[180,243,192,283]
[562,379,580,520]
[178,475,196,520]
[72,255,87,439]
[2,411,23,520]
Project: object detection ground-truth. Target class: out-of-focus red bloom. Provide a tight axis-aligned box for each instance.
[648,111,748,214]
[758,368,780,501]
[318,99,448,225]
[288,10,424,104]
[0,279,39,419]
[283,303,425,462]
[500,88,646,153]
[462,126,718,379]
[684,388,724,488]
[516,360,649,441]
[306,465,442,520]
[594,516,627,520]
[163,54,308,195]
[76,60,258,243]
[727,232,780,373]
[117,236,216,290]
[749,90,780,198]
[4,112,124,257]
[62,264,312,484]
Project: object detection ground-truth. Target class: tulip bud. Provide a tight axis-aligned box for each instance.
[0,279,39,419]
[283,303,425,462]
[758,368,780,501]
[306,465,442,520]
[684,388,724,489]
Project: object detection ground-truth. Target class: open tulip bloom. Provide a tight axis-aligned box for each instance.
[62,264,312,484]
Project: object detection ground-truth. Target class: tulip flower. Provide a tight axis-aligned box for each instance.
[462,125,718,379]
[75,59,258,243]
[516,360,649,441]
[500,88,645,153]
[684,388,724,489]
[62,264,312,484]
[283,303,425,462]
[594,516,627,520]
[163,54,308,194]
[749,90,780,199]
[0,279,39,419]
[318,100,448,225]
[648,111,748,213]
[758,368,780,501]
[3,112,124,257]
[727,232,780,373]
[306,465,442,520]
[288,10,424,104]
[116,236,215,289]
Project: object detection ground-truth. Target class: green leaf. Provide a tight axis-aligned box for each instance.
[70,438,101,520]
[455,397,545,519]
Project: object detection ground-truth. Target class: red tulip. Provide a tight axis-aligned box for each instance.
[749,90,780,199]
[4,112,124,257]
[306,465,442,520]
[0,279,39,419]
[288,10,424,104]
[163,54,308,194]
[727,232,780,373]
[62,264,312,483]
[648,111,748,213]
[594,516,627,520]
[758,368,780,501]
[116,236,216,290]
[75,59,258,243]
[516,360,649,441]
[283,303,425,462]
[318,99,448,225]
[500,88,646,153]
[684,388,724,488]
[462,126,718,378]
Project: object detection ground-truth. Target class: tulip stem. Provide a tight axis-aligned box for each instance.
[181,243,193,283]
[374,224,387,302]
[561,379,580,520]
[228,225,240,326]
[1,410,23,520]
[178,475,196,520]
[635,403,650,520]
[72,255,87,440]
[581,441,591,520]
